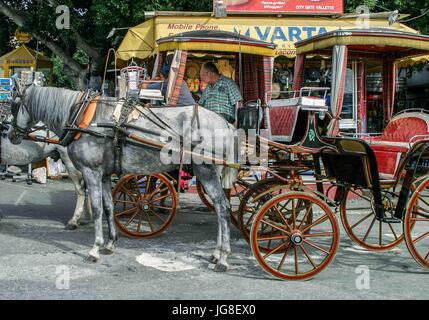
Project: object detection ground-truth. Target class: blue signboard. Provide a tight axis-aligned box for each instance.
[0,78,13,102]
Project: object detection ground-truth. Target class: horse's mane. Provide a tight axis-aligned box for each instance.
[25,85,81,131]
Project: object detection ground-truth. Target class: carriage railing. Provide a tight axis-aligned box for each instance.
[340,132,382,141]
[343,109,429,145]
[395,108,429,117]
[139,80,165,102]
[269,87,330,113]
[360,134,429,147]
[298,87,330,99]
[269,87,330,101]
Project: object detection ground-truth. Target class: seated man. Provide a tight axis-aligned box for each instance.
[143,64,195,107]
[199,62,242,124]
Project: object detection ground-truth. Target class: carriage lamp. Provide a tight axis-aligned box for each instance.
[388,10,400,26]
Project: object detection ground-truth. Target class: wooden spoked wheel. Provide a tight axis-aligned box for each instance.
[238,178,313,248]
[196,181,214,211]
[112,173,178,239]
[250,192,339,281]
[340,186,407,251]
[404,176,429,270]
[196,177,251,228]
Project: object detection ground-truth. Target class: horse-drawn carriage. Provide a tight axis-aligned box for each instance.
[7,28,429,280]
[112,28,429,280]
[245,28,429,279]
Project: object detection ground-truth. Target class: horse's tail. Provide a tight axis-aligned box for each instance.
[220,124,238,189]
[221,166,238,190]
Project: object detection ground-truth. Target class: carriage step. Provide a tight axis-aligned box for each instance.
[379,217,402,224]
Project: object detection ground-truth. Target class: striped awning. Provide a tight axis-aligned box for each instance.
[156,30,277,57]
[296,29,429,59]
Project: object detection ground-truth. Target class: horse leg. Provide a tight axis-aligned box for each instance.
[57,147,87,230]
[194,164,231,272]
[85,190,93,222]
[65,167,86,230]
[81,169,104,263]
[100,175,117,255]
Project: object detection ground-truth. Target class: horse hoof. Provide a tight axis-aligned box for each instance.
[79,220,91,226]
[64,223,78,230]
[100,247,114,255]
[83,255,99,263]
[214,262,228,272]
[209,255,219,264]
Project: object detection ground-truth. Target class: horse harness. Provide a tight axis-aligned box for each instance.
[60,90,99,147]
[56,92,202,176]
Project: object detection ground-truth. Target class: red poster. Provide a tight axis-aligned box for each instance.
[224,0,344,14]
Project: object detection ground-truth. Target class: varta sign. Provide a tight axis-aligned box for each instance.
[233,26,328,43]
[117,15,414,61]
[163,23,332,57]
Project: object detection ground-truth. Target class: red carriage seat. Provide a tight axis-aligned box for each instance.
[266,95,328,142]
[368,112,429,179]
[266,99,300,142]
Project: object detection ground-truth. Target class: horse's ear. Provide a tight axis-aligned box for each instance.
[11,74,22,97]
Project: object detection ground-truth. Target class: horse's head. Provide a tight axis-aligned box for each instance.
[9,76,35,144]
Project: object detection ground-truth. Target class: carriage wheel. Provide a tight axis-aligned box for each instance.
[340,185,409,251]
[250,192,339,281]
[325,184,338,199]
[237,178,312,246]
[112,173,178,239]
[196,177,250,228]
[196,181,214,211]
[404,176,429,270]
[238,178,281,241]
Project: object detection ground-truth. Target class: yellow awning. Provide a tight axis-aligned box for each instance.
[296,29,429,55]
[116,14,418,61]
[116,20,155,61]
[296,36,429,55]
[157,41,276,57]
[0,44,51,65]
[398,55,429,68]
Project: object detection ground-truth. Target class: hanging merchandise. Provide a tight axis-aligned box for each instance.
[187,78,200,93]
[272,82,281,99]
[216,59,235,80]
[19,71,46,86]
[276,68,293,86]
[185,61,200,79]
[305,68,323,83]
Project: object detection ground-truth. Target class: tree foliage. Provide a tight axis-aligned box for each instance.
[0,0,428,88]
[346,0,429,34]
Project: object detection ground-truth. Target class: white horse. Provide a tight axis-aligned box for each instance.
[10,85,237,271]
[1,122,91,229]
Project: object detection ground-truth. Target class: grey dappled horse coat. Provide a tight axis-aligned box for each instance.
[10,85,237,271]
[1,124,90,228]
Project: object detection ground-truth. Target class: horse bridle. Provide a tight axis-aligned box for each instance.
[10,83,35,139]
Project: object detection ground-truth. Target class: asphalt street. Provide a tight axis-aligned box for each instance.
[0,178,428,300]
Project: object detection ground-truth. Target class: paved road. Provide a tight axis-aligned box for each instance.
[0,178,428,300]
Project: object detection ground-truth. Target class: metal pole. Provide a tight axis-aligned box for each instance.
[238,31,243,97]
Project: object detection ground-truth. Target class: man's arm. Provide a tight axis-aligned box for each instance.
[199,88,207,106]
[228,80,243,106]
